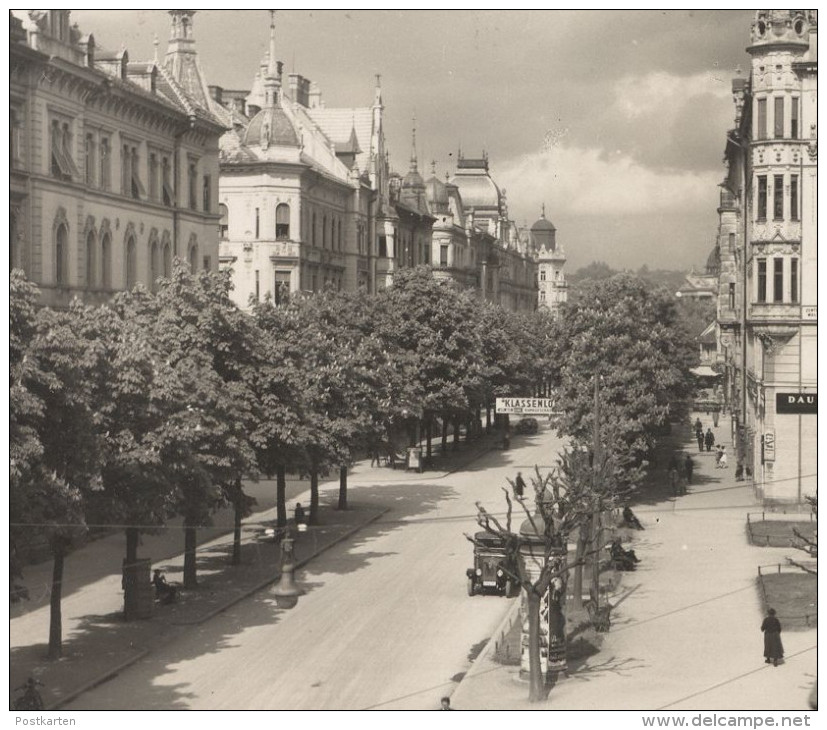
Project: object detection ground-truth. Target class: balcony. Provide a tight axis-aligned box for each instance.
[748,302,803,331]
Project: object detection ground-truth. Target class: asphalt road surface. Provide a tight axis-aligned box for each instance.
[65,424,565,710]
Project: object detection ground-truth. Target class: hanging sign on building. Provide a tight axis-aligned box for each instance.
[763,431,775,462]
[776,392,817,414]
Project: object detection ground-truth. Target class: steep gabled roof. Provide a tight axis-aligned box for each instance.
[306,107,374,171]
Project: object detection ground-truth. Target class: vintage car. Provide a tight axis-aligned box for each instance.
[466,531,517,597]
[514,417,539,435]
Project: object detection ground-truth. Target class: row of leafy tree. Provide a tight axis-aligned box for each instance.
[10,263,695,660]
[10,264,551,657]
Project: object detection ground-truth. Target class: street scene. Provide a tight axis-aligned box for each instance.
[9,8,817,721]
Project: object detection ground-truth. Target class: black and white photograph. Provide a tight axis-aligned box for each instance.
[9,7,817,721]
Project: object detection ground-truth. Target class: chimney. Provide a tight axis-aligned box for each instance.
[309,81,322,109]
[208,85,223,105]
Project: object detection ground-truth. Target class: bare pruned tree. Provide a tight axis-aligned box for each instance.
[788,495,817,574]
[466,462,608,702]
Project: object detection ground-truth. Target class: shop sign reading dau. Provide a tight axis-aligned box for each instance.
[775,392,817,414]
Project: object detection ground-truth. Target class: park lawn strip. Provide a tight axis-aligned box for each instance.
[757,572,818,630]
[747,520,815,548]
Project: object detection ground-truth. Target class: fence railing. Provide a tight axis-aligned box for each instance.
[756,562,818,628]
[746,511,816,547]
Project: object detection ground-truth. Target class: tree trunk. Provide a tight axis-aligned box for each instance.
[570,524,589,611]
[426,419,432,461]
[527,588,545,702]
[48,542,65,659]
[453,418,460,451]
[183,521,197,589]
[125,527,139,565]
[590,510,601,605]
[232,498,242,566]
[486,403,492,434]
[309,466,319,525]
[123,526,140,616]
[276,465,287,528]
[337,465,347,511]
[441,417,448,452]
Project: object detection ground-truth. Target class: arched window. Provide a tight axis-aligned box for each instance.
[322,215,327,248]
[330,217,335,249]
[55,223,69,286]
[125,235,137,289]
[101,233,112,289]
[86,229,97,288]
[219,203,229,239]
[338,219,343,251]
[150,240,160,291]
[163,242,172,278]
[312,212,317,246]
[189,244,198,274]
[275,203,290,240]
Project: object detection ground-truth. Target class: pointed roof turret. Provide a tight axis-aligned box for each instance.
[409,113,419,173]
[263,10,282,108]
[164,10,210,109]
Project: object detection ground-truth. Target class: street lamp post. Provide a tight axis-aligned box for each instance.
[273,534,303,609]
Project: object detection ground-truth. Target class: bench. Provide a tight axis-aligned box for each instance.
[586,600,612,632]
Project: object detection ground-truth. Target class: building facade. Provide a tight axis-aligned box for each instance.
[214,13,388,307]
[715,10,817,504]
[10,10,224,307]
[531,206,568,318]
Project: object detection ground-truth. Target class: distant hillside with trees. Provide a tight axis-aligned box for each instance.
[568,261,716,353]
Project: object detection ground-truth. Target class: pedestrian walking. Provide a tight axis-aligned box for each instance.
[697,430,705,452]
[684,454,693,484]
[694,417,703,436]
[715,444,724,466]
[513,471,527,499]
[668,465,679,496]
[718,446,728,469]
[440,697,454,710]
[705,428,715,452]
[761,608,784,666]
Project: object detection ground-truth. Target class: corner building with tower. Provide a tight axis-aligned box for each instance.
[715,10,817,504]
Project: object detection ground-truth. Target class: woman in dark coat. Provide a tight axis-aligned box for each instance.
[705,428,715,452]
[761,608,784,666]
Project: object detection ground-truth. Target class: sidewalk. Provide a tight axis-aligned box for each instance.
[10,429,500,710]
[451,413,817,711]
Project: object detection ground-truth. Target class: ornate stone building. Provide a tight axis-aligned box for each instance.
[531,206,567,318]
[9,10,224,307]
[715,10,817,504]
[415,152,537,313]
[213,13,389,306]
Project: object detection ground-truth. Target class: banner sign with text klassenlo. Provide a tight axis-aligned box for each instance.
[495,397,558,415]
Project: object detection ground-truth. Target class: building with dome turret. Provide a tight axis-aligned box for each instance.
[213,12,390,305]
[713,10,817,504]
[532,206,567,318]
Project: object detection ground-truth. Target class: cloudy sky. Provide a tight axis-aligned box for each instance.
[67,8,755,271]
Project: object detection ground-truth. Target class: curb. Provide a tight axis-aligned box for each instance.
[171,507,390,626]
[45,507,389,710]
[47,648,151,711]
[451,597,521,701]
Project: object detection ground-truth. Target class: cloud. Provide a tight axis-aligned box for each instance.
[498,144,718,219]
[613,71,731,120]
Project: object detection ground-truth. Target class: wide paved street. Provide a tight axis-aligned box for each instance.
[63,426,565,710]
